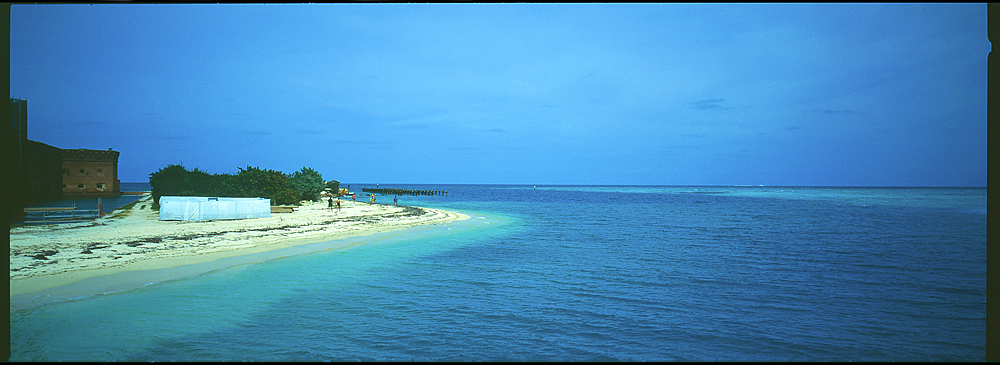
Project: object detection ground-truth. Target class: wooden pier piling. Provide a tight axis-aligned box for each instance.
[361,187,447,196]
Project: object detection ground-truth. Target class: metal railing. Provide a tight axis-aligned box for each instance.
[22,208,101,223]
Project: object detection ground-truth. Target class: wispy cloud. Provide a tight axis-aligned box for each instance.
[10,4,984,186]
[688,98,728,110]
[160,134,191,141]
[324,139,392,147]
[390,121,432,130]
[72,120,107,127]
[813,108,854,115]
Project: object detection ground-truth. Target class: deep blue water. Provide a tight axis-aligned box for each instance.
[119,181,152,192]
[9,185,986,361]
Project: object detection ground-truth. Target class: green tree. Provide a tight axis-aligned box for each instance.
[209,172,237,197]
[149,164,221,207]
[149,164,319,207]
[149,164,190,206]
[288,167,326,202]
[231,166,300,206]
[185,167,214,196]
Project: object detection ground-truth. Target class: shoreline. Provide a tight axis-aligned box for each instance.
[9,195,469,307]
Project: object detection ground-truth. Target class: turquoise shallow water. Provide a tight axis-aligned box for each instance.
[9,185,987,361]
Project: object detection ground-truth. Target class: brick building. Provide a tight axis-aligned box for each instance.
[4,97,123,211]
[3,99,64,205]
[61,148,120,196]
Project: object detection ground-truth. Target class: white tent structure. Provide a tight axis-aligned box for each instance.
[158,196,271,221]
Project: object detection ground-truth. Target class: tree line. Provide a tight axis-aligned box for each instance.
[149,164,328,207]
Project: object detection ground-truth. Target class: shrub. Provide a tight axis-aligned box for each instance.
[231,166,301,206]
[288,167,325,202]
[149,164,331,207]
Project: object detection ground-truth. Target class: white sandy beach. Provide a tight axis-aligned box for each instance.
[9,195,469,298]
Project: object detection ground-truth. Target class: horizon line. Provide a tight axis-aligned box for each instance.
[120,182,987,189]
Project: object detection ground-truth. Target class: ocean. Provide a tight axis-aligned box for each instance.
[8,185,987,361]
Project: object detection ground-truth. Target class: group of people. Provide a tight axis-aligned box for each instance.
[328,193,399,212]
[366,194,399,206]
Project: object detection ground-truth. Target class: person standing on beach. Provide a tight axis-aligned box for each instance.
[394,196,398,206]
[352,193,356,202]
[336,197,341,213]
[327,197,333,212]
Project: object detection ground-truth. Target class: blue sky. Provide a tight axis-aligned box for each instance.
[10,3,988,186]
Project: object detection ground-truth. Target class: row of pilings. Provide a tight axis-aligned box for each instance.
[361,187,447,196]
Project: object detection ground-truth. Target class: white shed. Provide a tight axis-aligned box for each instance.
[158,196,271,221]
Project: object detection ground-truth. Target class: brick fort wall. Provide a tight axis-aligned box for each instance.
[62,148,120,196]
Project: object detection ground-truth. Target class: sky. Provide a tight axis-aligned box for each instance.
[10,3,989,186]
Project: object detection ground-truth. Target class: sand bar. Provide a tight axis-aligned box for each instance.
[9,195,469,302]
